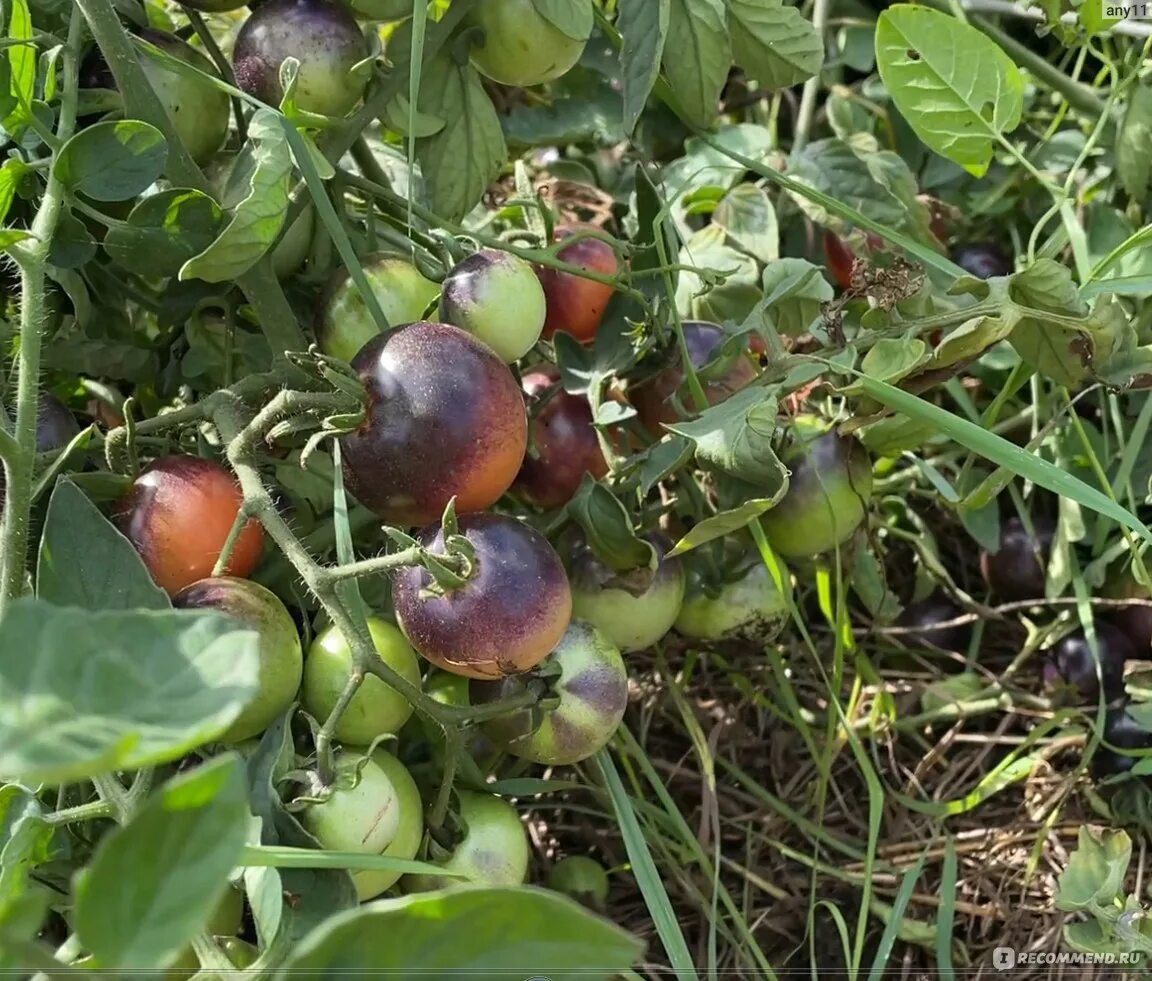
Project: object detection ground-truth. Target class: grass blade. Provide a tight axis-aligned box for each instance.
[866,851,927,981]
[935,838,957,979]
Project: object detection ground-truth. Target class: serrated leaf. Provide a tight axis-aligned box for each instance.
[728,0,823,90]
[663,0,731,128]
[712,183,778,263]
[531,0,593,40]
[619,0,670,133]
[53,121,168,202]
[875,4,1024,177]
[414,56,506,223]
[1117,84,1152,198]
[180,110,290,283]
[103,189,225,279]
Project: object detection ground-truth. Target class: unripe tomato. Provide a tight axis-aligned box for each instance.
[303,618,422,745]
[472,619,627,765]
[537,225,621,343]
[301,751,402,854]
[759,426,874,559]
[173,577,303,743]
[675,561,792,644]
[439,249,546,363]
[468,0,590,88]
[116,456,264,596]
[315,253,440,364]
[339,322,528,527]
[547,855,609,909]
[233,0,370,117]
[352,748,425,899]
[218,939,259,969]
[402,790,529,892]
[391,513,572,680]
[569,537,685,653]
[513,370,607,509]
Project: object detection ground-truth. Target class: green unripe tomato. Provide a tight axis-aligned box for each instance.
[316,253,441,363]
[438,249,547,362]
[140,31,231,165]
[759,424,874,559]
[469,0,590,87]
[301,752,402,855]
[219,938,259,968]
[207,883,245,936]
[547,855,609,909]
[303,618,422,745]
[173,577,303,744]
[675,562,792,643]
[352,748,425,900]
[402,790,529,892]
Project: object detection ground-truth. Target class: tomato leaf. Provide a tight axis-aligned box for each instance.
[530,0,593,40]
[874,4,1024,177]
[74,756,251,970]
[728,0,823,91]
[180,110,291,283]
[619,0,670,134]
[668,498,779,557]
[713,184,779,264]
[675,224,761,324]
[0,599,260,785]
[566,476,655,572]
[52,121,169,202]
[275,885,644,978]
[749,257,833,339]
[3,0,34,137]
[662,0,730,129]
[36,478,170,612]
[103,188,225,280]
[1054,827,1132,913]
[1116,84,1152,199]
[0,158,29,227]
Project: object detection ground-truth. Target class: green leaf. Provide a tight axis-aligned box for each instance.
[103,188,224,280]
[0,158,29,227]
[36,478,170,612]
[566,477,656,572]
[0,599,260,785]
[751,257,833,338]
[46,211,96,269]
[712,183,778,263]
[663,0,731,129]
[3,0,33,135]
[675,224,761,323]
[0,229,33,251]
[852,336,931,387]
[929,314,1014,369]
[874,5,1024,177]
[181,110,290,283]
[530,0,593,39]
[668,498,779,557]
[0,786,54,923]
[1116,84,1152,199]
[276,885,643,978]
[1054,826,1131,912]
[728,0,823,90]
[665,385,789,491]
[414,56,506,223]
[53,121,168,202]
[619,0,670,134]
[75,756,251,970]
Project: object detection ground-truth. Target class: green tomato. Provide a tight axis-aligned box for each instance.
[352,748,425,900]
[219,938,259,968]
[469,0,590,87]
[173,577,303,744]
[302,751,402,855]
[438,249,547,362]
[207,883,245,936]
[402,791,529,892]
[140,31,230,165]
[675,562,792,643]
[547,855,609,909]
[316,253,441,363]
[303,617,422,745]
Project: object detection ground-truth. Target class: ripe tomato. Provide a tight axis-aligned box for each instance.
[822,230,855,290]
[303,617,422,745]
[352,748,425,900]
[468,0,590,88]
[471,619,627,765]
[537,225,621,343]
[301,751,403,855]
[391,513,572,679]
[339,322,528,527]
[402,790,529,892]
[116,456,264,596]
[173,577,303,743]
[513,370,607,509]
[978,514,1054,602]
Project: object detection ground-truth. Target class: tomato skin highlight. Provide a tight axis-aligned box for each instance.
[303,617,422,745]
[116,456,264,596]
[173,577,303,743]
[537,225,621,343]
[468,0,589,88]
[339,322,528,527]
[514,371,607,509]
[391,513,572,680]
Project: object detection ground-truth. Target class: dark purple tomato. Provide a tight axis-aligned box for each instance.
[1044,622,1132,705]
[233,0,369,118]
[115,456,264,596]
[979,515,1055,602]
[34,393,81,454]
[1091,703,1152,778]
[1102,564,1152,656]
[513,370,607,509]
[390,513,572,679]
[537,225,621,343]
[952,243,1012,279]
[470,619,627,765]
[894,593,971,654]
[338,322,528,527]
[631,322,759,433]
